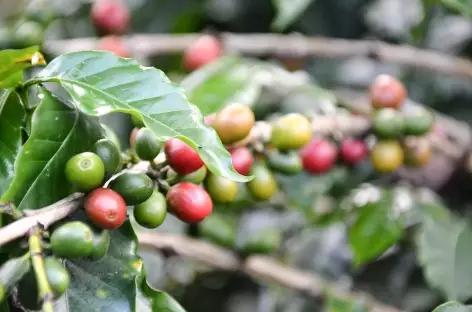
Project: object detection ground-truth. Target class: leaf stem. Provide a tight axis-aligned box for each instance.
[28,226,54,312]
[0,201,24,220]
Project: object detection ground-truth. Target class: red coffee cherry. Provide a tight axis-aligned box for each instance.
[91,0,130,34]
[96,35,130,58]
[369,74,407,110]
[340,139,368,166]
[183,35,222,71]
[85,188,127,230]
[300,139,338,174]
[166,182,213,224]
[229,147,253,176]
[165,138,204,175]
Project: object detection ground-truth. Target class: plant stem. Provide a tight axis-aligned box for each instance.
[151,159,168,171]
[0,201,24,220]
[28,227,54,312]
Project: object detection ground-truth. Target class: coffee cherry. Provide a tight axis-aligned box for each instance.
[243,228,282,255]
[270,113,312,150]
[370,74,407,109]
[91,0,130,34]
[44,257,70,298]
[371,140,404,173]
[92,139,122,179]
[205,173,239,203]
[85,188,127,229]
[199,214,236,248]
[134,190,167,229]
[14,21,44,47]
[230,147,253,176]
[212,104,255,145]
[89,230,110,259]
[403,108,435,136]
[96,35,130,58]
[340,139,368,166]
[50,221,94,258]
[183,35,222,71]
[300,139,337,174]
[65,152,105,192]
[247,162,278,200]
[372,108,405,139]
[403,139,432,167]
[167,166,208,185]
[165,138,204,175]
[167,182,213,223]
[108,172,153,205]
[135,128,161,161]
[130,127,139,149]
[267,150,302,175]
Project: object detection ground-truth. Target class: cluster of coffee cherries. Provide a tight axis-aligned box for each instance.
[90,0,222,70]
[369,74,435,173]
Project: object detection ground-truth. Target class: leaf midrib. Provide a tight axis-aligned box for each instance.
[46,77,190,142]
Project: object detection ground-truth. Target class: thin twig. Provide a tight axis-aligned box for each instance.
[0,193,83,247]
[28,226,54,312]
[44,33,472,79]
[138,231,402,312]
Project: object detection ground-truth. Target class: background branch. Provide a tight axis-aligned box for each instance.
[45,33,472,79]
[138,231,403,312]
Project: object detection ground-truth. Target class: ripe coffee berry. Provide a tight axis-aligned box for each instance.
[230,147,253,176]
[85,188,127,230]
[183,35,222,71]
[340,139,368,166]
[165,138,204,175]
[96,35,130,58]
[91,0,130,34]
[300,139,338,174]
[369,74,407,110]
[167,182,213,224]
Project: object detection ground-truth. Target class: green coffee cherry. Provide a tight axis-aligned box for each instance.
[135,128,162,161]
[267,150,302,175]
[204,173,238,203]
[50,221,94,258]
[134,190,167,229]
[109,172,153,205]
[44,257,70,298]
[92,139,122,179]
[89,230,110,259]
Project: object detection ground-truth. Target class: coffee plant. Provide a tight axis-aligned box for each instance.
[2,0,472,312]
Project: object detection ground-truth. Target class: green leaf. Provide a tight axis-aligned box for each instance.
[0,46,45,88]
[271,0,315,31]
[416,214,472,301]
[135,269,186,312]
[182,56,262,115]
[0,253,31,293]
[432,301,472,312]
[441,0,472,16]
[0,90,25,197]
[348,195,403,266]
[324,292,368,312]
[2,88,103,210]
[53,221,142,311]
[30,51,250,182]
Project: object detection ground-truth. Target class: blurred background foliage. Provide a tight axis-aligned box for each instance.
[3,0,472,311]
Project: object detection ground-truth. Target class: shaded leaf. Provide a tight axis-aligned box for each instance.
[0,253,31,293]
[2,88,103,210]
[182,56,263,115]
[441,0,472,16]
[0,90,25,197]
[0,46,45,88]
[432,301,472,312]
[417,214,472,301]
[348,195,403,265]
[54,221,142,312]
[271,0,315,31]
[31,51,249,182]
[324,292,368,312]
